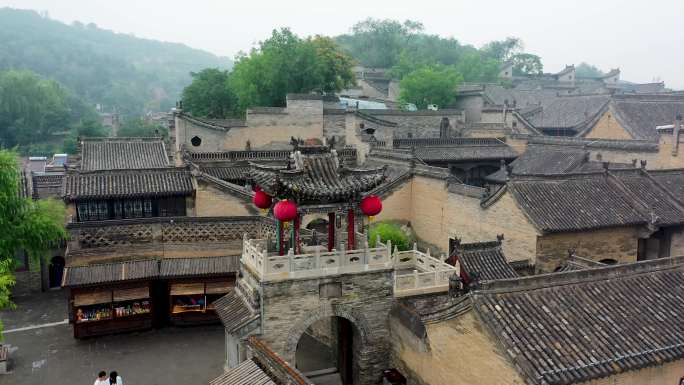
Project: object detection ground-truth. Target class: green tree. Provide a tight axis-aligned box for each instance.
[481,37,522,61]
[576,62,604,78]
[398,66,463,110]
[336,18,423,68]
[369,222,410,251]
[181,68,236,118]
[62,118,109,154]
[511,53,544,76]
[309,36,356,93]
[229,28,355,115]
[0,8,231,116]
[454,52,500,83]
[0,70,71,148]
[0,149,66,337]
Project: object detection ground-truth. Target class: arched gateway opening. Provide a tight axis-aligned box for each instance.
[294,316,361,385]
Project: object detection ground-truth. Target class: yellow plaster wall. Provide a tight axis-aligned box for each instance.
[444,188,538,262]
[221,124,322,150]
[656,135,684,168]
[391,312,526,385]
[375,179,413,223]
[585,110,633,140]
[535,227,639,272]
[378,177,538,261]
[194,182,252,217]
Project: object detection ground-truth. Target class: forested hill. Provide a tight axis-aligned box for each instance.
[0,8,231,115]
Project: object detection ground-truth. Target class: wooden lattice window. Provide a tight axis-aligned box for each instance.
[113,200,123,219]
[143,199,153,217]
[123,200,134,218]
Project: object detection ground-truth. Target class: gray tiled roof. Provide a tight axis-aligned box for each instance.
[486,145,588,183]
[473,257,684,385]
[611,170,684,226]
[454,241,518,282]
[63,256,238,287]
[200,166,249,182]
[414,145,517,162]
[612,97,684,140]
[210,359,275,385]
[508,174,646,233]
[63,168,193,200]
[81,137,169,171]
[485,145,636,183]
[650,169,684,197]
[213,290,256,333]
[506,169,684,232]
[523,95,610,130]
[62,259,158,287]
[159,256,239,278]
[482,85,559,108]
[251,146,386,202]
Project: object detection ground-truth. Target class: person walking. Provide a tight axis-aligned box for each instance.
[109,370,123,385]
[94,371,109,385]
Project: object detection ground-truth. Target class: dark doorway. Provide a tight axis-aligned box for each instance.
[48,256,65,288]
[151,280,170,328]
[295,316,356,385]
[337,317,353,385]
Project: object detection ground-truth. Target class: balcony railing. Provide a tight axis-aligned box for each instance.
[242,235,393,281]
[241,236,458,297]
[393,245,458,298]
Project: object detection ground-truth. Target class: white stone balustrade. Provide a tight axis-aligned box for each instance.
[241,235,458,297]
[393,243,459,298]
[241,234,393,281]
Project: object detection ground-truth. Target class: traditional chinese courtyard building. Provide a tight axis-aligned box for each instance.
[212,141,457,385]
[389,256,684,385]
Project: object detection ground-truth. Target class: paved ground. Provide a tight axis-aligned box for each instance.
[297,333,342,385]
[0,290,225,385]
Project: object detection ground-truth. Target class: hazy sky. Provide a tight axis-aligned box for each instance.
[2,0,684,88]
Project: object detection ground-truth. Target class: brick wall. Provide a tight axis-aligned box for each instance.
[323,111,346,139]
[13,269,43,297]
[535,227,639,272]
[259,269,393,385]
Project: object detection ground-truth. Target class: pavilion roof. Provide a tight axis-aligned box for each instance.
[250,145,386,203]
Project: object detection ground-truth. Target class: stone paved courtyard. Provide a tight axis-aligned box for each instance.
[0,290,224,385]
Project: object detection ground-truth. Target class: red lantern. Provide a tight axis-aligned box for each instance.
[253,190,272,211]
[274,199,298,222]
[360,195,382,218]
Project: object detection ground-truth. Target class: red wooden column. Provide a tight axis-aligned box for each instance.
[328,212,335,251]
[347,209,355,249]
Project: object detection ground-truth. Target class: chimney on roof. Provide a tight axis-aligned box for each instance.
[631,159,637,167]
[640,160,647,169]
[602,161,610,173]
[596,153,602,161]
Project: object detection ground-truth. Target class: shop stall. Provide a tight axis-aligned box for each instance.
[62,256,238,338]
[168,279,233,326]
